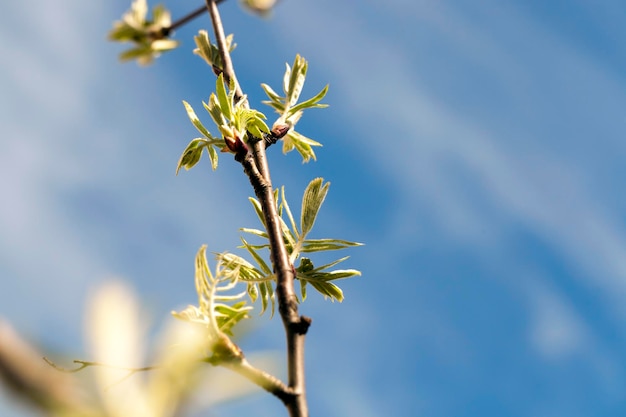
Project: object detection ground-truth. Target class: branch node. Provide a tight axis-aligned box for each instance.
[291,316,312,335]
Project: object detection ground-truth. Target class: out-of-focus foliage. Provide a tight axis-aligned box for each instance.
[223,178,362,314]
[172,245,252,346]
[240,0,277,16]
[0,282,256,417]
[108,0,179,65]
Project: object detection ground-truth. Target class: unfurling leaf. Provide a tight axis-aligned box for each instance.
[300,239,363,253]
[193,31,236,71]
[287,84,329,119]
[295,257,361,302]
[309,281,343,302]
[217,252,276,315]
[284,54,307,107]
[183,101,213,139]
[301,178,329,237]
[172,245,252,344]
[282,130,322,163]
[179,101,222,172]
[215,73,232,121]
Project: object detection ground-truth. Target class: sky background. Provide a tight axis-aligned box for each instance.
[1,0,626,416]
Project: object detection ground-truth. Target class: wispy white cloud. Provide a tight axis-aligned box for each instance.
[524,279,587,359]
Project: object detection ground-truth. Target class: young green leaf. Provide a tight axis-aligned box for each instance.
[260,83,283,104]
[239,108,269,139]
[284,55,307,107]
[193,30,214,67]
[172,245,252,343]
[282,130,322,162]
[286,84,329,118]
[240,227,269,240]
[240,238,272,275]
[204,95,227,128]
[308,281,343,302]
[176,138,208,174]
[299,279,307,301]
[301,178,330,238]
[205,142,219,170]
[248,197,267,229]
[183,100,213,139]
[282,62,292,100]
[300,239,364,253]
[215,73,232,121]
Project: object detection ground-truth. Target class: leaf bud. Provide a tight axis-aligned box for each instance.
[271,124,290,139]
[223,135,248,154]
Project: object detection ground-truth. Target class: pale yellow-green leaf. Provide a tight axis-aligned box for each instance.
[215,73,232,121]
[301,178,329,237]
[183,100,213,139]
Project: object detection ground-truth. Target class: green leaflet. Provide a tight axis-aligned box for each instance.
[177,102,222,172]
[183,100,213,139]
[300,178,329,238]
[295,257,361,302]
[287,84,329,119]
[176,138,208,174]
[215,74,232,122]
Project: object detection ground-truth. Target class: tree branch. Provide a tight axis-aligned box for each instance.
[216,356,297,404]
[205,2,310,415]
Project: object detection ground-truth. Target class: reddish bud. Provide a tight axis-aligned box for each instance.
[271,124,290,139]
[224,135,248,154]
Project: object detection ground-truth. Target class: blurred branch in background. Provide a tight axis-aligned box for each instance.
[0,319,95,416]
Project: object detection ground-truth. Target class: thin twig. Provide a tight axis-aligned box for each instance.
[167,5,207,33]
[159,1,227,38]
[43,357,160,389]
[43,357,158,374]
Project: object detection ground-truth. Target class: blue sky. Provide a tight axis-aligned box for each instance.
[2,1,626,416]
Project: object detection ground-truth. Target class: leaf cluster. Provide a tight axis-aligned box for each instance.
[178,50,329,173]
[176,73,269,173]
[108,0,179,66]
[224,178,362,313]
[261,55,329,162]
